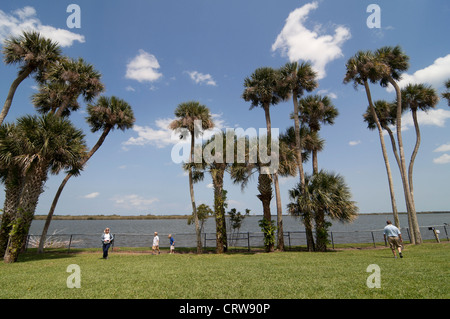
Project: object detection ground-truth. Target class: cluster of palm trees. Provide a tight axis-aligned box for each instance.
[0,31,135,263]
[344,46,449,245]
[1,32,446,261]
[170,62,358,253]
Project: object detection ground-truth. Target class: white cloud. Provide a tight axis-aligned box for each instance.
[123,118,178,149]
[401,108,450,131]
[185,71,217,86]
[123,114,225,149]
[272,1,351,79]
[125,86,135,92]
[433,154,450,164]
[349,140,361,146]
[125,49,162,83]
[317,89,337,99]
[434,143,450,153]
[111,194,159,211]
[0,6,85,47]
[84,192,100,199]
[387,54,450,92]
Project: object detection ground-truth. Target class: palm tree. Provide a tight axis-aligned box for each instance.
[280,126,320,251]
[230,135,297,252]
[3,114,86,263]
[169,101,214,253]
[442,79,450,106]
[242,67,286,250]
[363,100,400,228]
[186,131,231,253]
[401,83,439,201]
[1,31,61,124]
[343,49,418,242]
[375,46,422,244]
[279,62,318,185]
[38,96,135,253]
[288,171,358,252]
[32,57,104,117]
[298,94,338,173]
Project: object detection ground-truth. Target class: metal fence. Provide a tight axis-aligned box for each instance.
[26,224,449,253]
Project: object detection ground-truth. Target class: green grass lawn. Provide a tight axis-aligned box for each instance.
[0,243,448,299]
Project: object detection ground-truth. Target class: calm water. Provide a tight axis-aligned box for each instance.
[28,213,450,249]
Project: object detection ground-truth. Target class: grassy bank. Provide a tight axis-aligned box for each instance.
[0,243,448,299]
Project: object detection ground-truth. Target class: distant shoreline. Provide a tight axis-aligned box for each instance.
[30,211,450,220]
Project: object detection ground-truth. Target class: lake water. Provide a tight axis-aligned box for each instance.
[28,213,450,249]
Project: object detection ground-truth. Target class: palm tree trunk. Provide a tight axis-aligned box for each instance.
[292,95,316,251]
[263,105,284,251]
[257,173,274,252]
[314,209,327,252]
[0,173,24,257]
[4,165,47,263]
[408,109,420,207]
[212,168,227,253]
[38,127,111,253]
[0,68,33,125]
[384,126,401,228]
[189,131,202,254]
[389,78,421,244]
[363,81,400,228]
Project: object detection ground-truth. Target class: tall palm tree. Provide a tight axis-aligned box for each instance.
[3,114,86,263]
[1,31,61,124]
[230,135,297,252]
[297,95,338,250]
[401,83,439,200]
[375,46,422,244]
[279,62,318,186]
[32,57,104,117]
[363,100,400,228]
[298,94,338,173]
[344,50,416,240]
[288,171,358,252]
[186,131,231,253]
[169,101,214,253]
[38,96,135,253]
[242,67,286,250]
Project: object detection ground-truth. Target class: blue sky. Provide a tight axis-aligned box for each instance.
[0,0,449,216]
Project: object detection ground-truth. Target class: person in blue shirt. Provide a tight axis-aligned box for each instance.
[168,234,175,254]
[383,220,403,258]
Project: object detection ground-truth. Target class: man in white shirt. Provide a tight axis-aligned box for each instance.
[152,232,160,255]
[383,220,403,258]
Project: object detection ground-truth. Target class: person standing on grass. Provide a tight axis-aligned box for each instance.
[101,228,114,259]
[383,220,403,258]
[168,234,175,254]
[152,232,160,255]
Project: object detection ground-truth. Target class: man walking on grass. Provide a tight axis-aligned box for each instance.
[383,220,404,258]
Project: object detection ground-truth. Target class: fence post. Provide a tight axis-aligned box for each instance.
[331,231,334,249]
[247,232,250,252]
[371,231,376,248]
[288,232,291,250]
[406,228,411,243]
[444,225,449,241]
[68,235,73,253]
